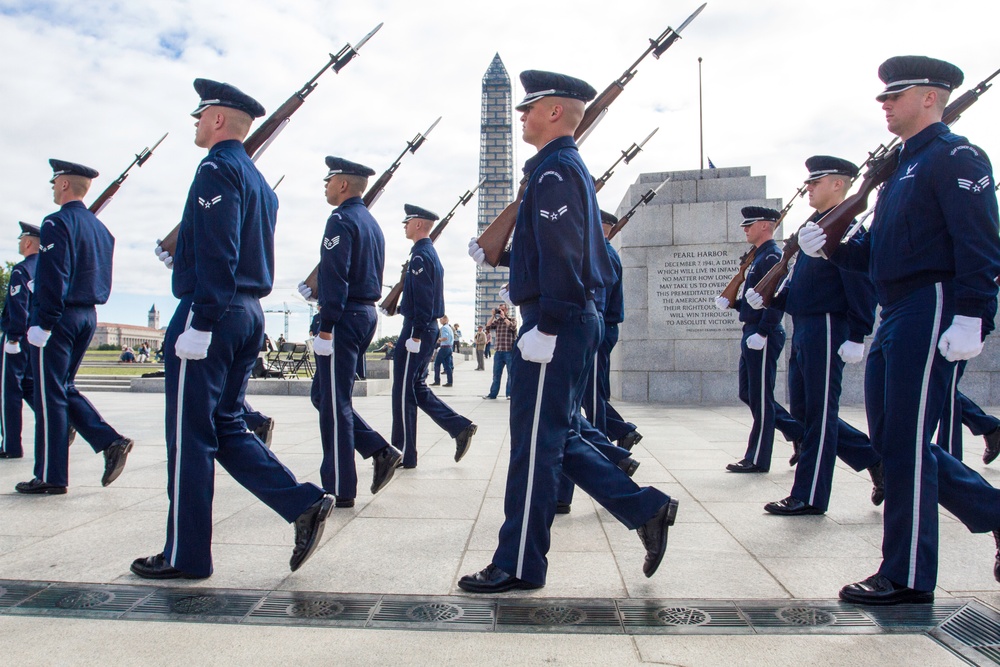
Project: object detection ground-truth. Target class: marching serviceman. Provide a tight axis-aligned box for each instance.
[391,204,477,469]
[132,79,332,579]
[461,70,677,592]
[747,156,883,515]
[299,156,402,507]
[16,160,134,494]
[0,222,40,459]
[798,56,1000,603]
[716,207,804,473]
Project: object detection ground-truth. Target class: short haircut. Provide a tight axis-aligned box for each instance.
[64,175,91,197]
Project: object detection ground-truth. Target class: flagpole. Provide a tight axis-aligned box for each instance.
[698,56,704,170]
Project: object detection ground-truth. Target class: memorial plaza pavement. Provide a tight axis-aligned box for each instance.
[0,355,997,666]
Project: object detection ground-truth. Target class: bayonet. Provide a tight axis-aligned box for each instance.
[594,128,659,191]
[607,176,671,240]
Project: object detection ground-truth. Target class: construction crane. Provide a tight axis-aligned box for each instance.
[263,302,292,339]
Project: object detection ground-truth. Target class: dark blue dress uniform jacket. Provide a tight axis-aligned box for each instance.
[782,210,877,343]
[33,201,114,331]
[1,254,37,339]
[317,196,384,333]
[400,237,444,333]
[507,136,612,334]
[171,139,276,331]
[737,238,783,335]
[833,123,1000,315]
[600,239,624,324]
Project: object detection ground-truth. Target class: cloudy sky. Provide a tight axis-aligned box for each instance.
[1,0,997,341]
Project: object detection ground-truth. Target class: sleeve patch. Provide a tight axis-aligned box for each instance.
[957,176,991,193]
[40,243,54,252]
[197,160,219,175]
[323,235,341,250]
[537,170,564,184]
[950,145,980,157]
[539,205,569,221]
[198,195,222,209]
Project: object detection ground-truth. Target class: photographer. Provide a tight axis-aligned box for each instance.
[483,303,516,400]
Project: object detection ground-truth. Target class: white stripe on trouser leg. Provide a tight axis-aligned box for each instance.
[907,283,943,589]
[591,351,598,419]
[0,334,7,453]
[752,336,768,465]
[170,308,195,567]
[944,365,959,454]
[808,314,833,505]
[402,350,412,460]
[516,362,547,579]
[329,330,339,495]
[40,344,49,481]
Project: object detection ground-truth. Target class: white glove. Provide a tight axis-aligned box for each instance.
[297,281,317,304]
[744,289,764,310]
[517,326,557,363]
[938,315,984,361]
[468,237,486,267]
[175,328,212,360]
[154,240,174,269]
[745,333,766,350]
[797,222,827,257]
[378,306,390,316]
[312,335,333,356]
[27,326,51,348]
[499,285,513,306]
[4,340,21,355]
[838,340,865,364]
[405,338,421,354]
[715,296,730,310]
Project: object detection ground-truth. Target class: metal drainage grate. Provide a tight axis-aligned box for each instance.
[371,597,494,631]
[618,601,750,633]
[497,600,622,633]
[931,602,1000,666]
[865,600,967,629]
[246,592,378,626]
[738,602,876,631]
[125,589,265,622]
[0,581,49,609]
[12,585,151,618]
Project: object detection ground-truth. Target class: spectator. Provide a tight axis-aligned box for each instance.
[474,326,487,370]
[483,303,516,399]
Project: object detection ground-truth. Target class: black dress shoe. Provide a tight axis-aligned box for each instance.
[619,430,642,452]
[430,382,441,386]
[637,498,679,578]
[0,451,23,459]
[443,383,453,387]
[839,573,933,605]
[454,424,477,462]
[726,459,766,473]
[67,425,77,447]
[15,478,67,494]
[985,427,1000,465]
[764,496,824,516]
[290,495,334,572]
[371,445,402,494]
[482,395,497,400]
[253,417,275,448]
[555,501,571,515]
[130,553,208,580]
[335,497,355,508]
[458,563,543,593]
[101,437,134,487]
[617,457,640,477]
[868,461,885,506]
[789,439,802,466]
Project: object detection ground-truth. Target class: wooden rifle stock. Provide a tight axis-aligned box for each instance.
[817,148,900,258]
[752,236,798,308]
[475,5,705,266]
[718,246,756,305]
[378,264,408,316]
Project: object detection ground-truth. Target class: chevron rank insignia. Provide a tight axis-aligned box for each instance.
[40,243,54,252]
[323,235,340,250]
[539,205,569,221]
[957,176,991,194]
[198,195,223,209]
[9,285,20,296]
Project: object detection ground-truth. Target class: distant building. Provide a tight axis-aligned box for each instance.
[474,54,514,328]
[91,304,165,349]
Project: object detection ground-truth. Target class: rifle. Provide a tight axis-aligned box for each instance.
[718,246,756,306]
[89,133,168,215]
[752,65,999,306]
[594,128,658,192]
[301,117,442,294]
[476,3,707,266]
[607,177,671,240]
[158,23,383,256]
[379,177,487,316]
